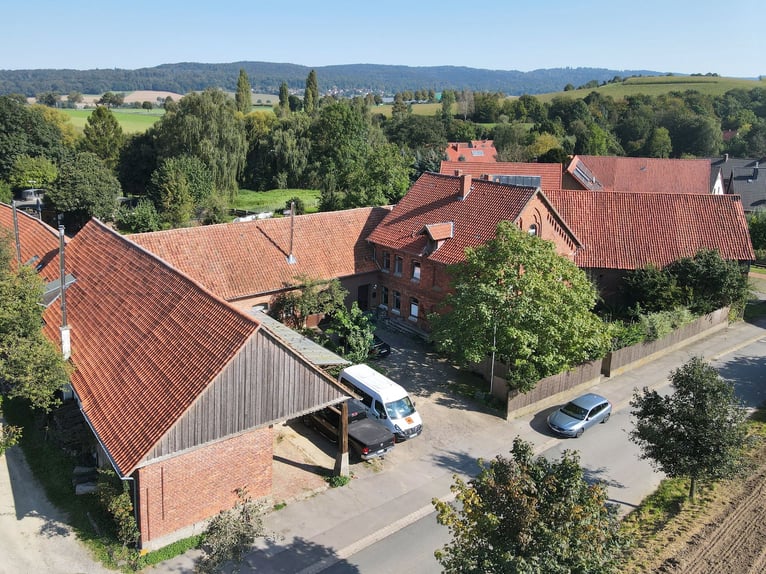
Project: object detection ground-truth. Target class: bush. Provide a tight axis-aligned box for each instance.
[114,199,161,233]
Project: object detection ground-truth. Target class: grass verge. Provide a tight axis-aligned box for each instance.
[618,407,766,572]
[232,188,321,215]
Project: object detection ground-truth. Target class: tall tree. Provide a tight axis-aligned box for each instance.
[153,88,246,198]
[235,69,252,114]
[278,81,289,113]
[303,69,319,114]
[0,232,71,419]
[430,221,609,392]
[80,105,124,171]
[46,151,122,231]
[0,96,67,181]
[434,437,627,573]
[630,356,749,500]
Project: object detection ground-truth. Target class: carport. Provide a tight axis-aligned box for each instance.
[249,309,356,475]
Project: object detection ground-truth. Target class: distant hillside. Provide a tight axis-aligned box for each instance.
[0,61,665,97]
[535,74,766,102]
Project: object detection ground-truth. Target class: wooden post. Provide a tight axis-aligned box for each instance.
[334,401,349,476]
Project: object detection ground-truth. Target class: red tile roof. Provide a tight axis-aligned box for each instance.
[544,190,754,269]
[0,203,62,270]
[444,140,497,162]
[130,207,390,301]
[367,172,550,265]
[440,160,563,190]
[40,220,261,475]
[567,155,712,194]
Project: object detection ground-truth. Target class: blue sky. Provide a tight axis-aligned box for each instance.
[1,0,762,78]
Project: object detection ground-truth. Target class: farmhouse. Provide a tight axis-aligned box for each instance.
[439,160,563,190]
[1,205,349,549]
[564,155,720,194]
[710,155,766,212]
[129,206,391,314]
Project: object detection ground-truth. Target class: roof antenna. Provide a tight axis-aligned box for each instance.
[287,201,297,264]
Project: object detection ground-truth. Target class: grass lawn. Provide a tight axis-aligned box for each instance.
[61,108,165,134]
[232,188,322,216]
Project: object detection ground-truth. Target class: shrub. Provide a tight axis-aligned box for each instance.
[114,199,161,233]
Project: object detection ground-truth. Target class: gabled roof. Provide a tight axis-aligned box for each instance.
[130,207,390,301]
[39,220,261,475]
[710,156,766,211]
[444,140,497,162]
[440,160,563,190]
[0,203,62,270]
[367,172,568,265]
[544,189,754,270]
[567,155,713,194]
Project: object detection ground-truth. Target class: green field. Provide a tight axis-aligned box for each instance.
[61,108,165,133]
[232,188,321,215]
[534,75,766,103]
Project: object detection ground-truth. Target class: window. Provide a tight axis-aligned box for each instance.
[528,223,538,236]
[381,286,389,308]
[382,252,390,271]
[394,256,403,275]
[410,297,419,319]
[412,261,421,281]
[393,290,401,313]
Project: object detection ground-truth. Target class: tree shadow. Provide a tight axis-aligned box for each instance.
[238,535,361,573]
[583,465,624,489]
[429,448,484,477]
[714,352,766,409]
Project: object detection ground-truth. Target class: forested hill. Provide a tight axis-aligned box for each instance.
[0,61,663,97]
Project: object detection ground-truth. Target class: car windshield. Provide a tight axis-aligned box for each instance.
[385,396,415,419]
[560,402,588,420]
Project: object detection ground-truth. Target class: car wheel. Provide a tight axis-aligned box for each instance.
[575,428,584,438]
[602,413,610,424]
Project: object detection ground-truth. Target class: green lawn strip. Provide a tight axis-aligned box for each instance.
[60,108,165,134]
[232,188,321,215]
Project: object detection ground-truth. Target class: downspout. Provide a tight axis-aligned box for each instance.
[287,201,296,264]
[58,225,71,360]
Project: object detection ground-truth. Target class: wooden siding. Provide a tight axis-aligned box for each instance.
[142,327,346,464]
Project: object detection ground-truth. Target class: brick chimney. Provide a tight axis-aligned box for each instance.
[459,174,472,200]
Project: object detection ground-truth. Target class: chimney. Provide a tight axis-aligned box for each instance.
[58,225,71,360]
[454,169,462,177]
[459,174,472,200]
[286,201,296,264]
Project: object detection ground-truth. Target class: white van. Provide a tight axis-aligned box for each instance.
[338,364,423,441]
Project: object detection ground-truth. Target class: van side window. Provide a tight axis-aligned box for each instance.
[359,391,374,408]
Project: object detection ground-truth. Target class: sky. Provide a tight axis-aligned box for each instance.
[1,0,763,78]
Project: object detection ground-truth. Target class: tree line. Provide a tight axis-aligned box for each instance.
[2,68,766,236]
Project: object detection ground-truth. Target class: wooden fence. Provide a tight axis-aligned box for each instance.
[470,307,731,420]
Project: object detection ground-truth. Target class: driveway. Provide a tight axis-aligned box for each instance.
[270,323,507,503]
[0,443,111,574]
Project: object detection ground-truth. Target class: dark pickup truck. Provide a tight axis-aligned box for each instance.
[305,398,395,460]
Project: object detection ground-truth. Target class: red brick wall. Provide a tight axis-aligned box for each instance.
[135,425,273,545]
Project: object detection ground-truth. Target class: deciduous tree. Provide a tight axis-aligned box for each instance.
[630,356,749,500]
[153,88,246,198]
[8,154,58,190]
[235,69,252,114]
[430,221,609,392]
[433,437,627,573]
[46,151,122,231]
